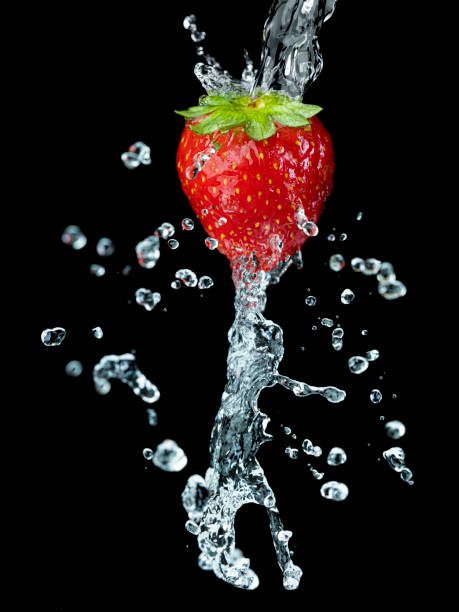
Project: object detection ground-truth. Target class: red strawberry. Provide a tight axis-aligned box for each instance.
[176,92,334,272]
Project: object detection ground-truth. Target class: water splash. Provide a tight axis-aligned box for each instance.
[183,256,345,590]
[93,352,160,406]
[252,0,338,98]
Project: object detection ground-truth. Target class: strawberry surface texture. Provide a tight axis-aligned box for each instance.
[176,92,335,271]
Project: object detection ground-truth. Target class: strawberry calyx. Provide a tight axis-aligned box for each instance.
[175,91,322,141]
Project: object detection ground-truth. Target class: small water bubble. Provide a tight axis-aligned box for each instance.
[302,439,315,455]
[136,235,160,269]
[196,46,204,56]
[377,262,396,283]
[361,329,368,336]
[378,280,407,300]
[370,389,382,403]
[143,448,154,460]
[41,327,66,347]
[383,447,405,472]
[182,218,195,231]
[291,434,297,440]
[198,275,214,290]
[264,493,276,508]
[362,258,381,276]
[283,426,292,435]
[356,211,363,220]
[61,225,87,250]
[305,295,316,306]
[168,239,179,250]
[153,439,188,472]
[121,141,151,169]
[351,257,365,272]
[400,467,413,482]
[92,326,103,339]
[277,530,292,542]
[365,349,380,361]
[392,394,398,399]
[311,468,324,480]
[136,288,161,311]
[380,416,385,421]
[176,269,198,287]
[327,447,347,466]
[201,208,208,216]
[340,289,355,304]
[327,233,336,242]
[216,217,227,227]
[96,237,115,257]
[171,280,181,289]
[146,408,157,426]
[321,318,334,327]
[156,222,175,240]
[304,221,319,237]
[185,519,200,535]
[339,233,347,241]
[332,328,344,339]
[320,481,349,502]
[65,360,83,377]
[90,264,105,277]
[311,325,317,331]
[329,254,345,272]
[348,356,369,374]
[384,420,406,439]
[285,447,298,459]
[205,237,218,250]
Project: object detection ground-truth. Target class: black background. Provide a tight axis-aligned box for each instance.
[26,0,433,607]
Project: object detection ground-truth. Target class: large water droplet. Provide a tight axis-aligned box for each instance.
[320,481,349,501]
[41,327,66,347]
[348,356,369,374]
[61,225,87,250]
[153,439,188,472]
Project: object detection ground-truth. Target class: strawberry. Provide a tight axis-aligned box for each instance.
[175,91,334,272]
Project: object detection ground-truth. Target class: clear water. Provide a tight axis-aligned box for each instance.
[182,256,345,590]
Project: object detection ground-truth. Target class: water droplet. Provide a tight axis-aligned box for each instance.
[41,327,66,347]
[156,222,175,240]
[351,257,365,272]
[143,448,154,460]
[198,275,214,289]
[321,317,334,327]
[340,289,355,304]
[89,264,105,277]
[302,439,315,455]
[356,211,363,220]
[61,225,87,250]
[168,239,179,249]
[183,14,196,29]
[331,326,344,351]
[382,447,405,472]
[201,208,208,216]
[135,235,160,269]
[377,262,396,283]
[205,237,218,250]
[283,563,303,590]
[320,481,349,501]
[310,468,324,480]
[329,254,345,272]
[384,420,406,439]
[365,350,379,362]
[283,426,291,435]
[185,520,200,535]
[146,408,157,426]
[400,467,413,482]
[93,352,160,403]
[362,258,381,276]
[135,288,161,311]
[311,325,317,330]
[171,280,181,289]
[304,220,319,236]
[370,389,382,403]
[285,447,298,459]
[121,265,131,276]
[327,447,347,466]
[305,295,316,306]
[361,329,368,336]
[378,280,407,300]
[96,237,115,257]
[264,493,276,508]
[216,217,227,227]
[182,218,195,231]
[348,356,369,374]
[153,439,188,472]
[339,233,347,241]
[327,233,336,242]
[121,141,151,169]
[92,326,103,339]
[332,328,344,339]
[277,530,292,542]
[176,269,198,287]
[65,360,83,377]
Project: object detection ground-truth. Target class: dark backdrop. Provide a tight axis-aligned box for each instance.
[26,0,431,607]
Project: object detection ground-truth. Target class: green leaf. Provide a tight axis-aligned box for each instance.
[203,95,233,106]
[286,103,322,117]
[270,107,312,127]
[245,115,276,140]
[174,106,214,118]
[190,108,247,135]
